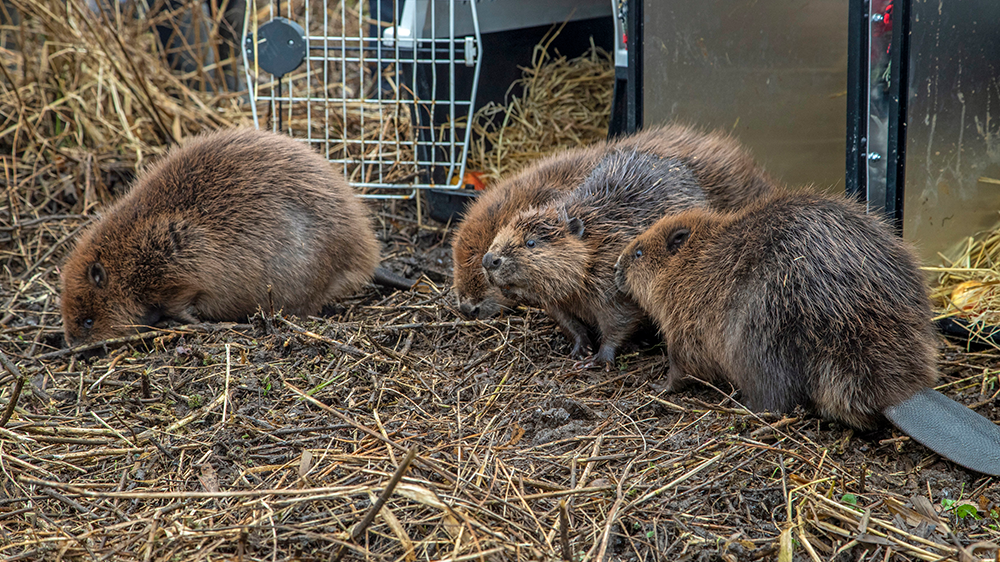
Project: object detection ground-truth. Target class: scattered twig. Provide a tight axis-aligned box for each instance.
[0,350,25,428]
[277,317,371,360]
[33,323,250,360]
[592,459,634,562]
[559,500,571,562]
[282,380,458,487]
[330,447,418,562]
[20,477,371,500]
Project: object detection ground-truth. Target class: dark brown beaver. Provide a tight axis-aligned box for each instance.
[60,127,380,346]
[451,123,778,319]
[615,192,937,429]
[483,150,707,365]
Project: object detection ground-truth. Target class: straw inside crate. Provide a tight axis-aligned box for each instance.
[927,219,1000,328]
[466,28,614,185]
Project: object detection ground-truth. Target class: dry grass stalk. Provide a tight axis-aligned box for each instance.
[1,0,249,167]
[797,490,1000,561]
[466,28,614,184]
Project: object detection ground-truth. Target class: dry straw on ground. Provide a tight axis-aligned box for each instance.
[3,3,1000,561]
[3,288,1000,561]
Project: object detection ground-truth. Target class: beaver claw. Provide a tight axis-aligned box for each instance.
[572,347,616,371]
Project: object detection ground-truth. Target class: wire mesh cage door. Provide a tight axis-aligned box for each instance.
[242,0,482,197]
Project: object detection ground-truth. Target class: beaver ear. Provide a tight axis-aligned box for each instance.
[566,217,585,238]
[87,262,107,288]
[665,228,690,255]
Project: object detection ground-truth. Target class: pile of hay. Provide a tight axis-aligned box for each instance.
[466,28,614,184]
[0,0,419,200]
[0,0,613,194]
[0,0,249,215]
[928,222,1000,331]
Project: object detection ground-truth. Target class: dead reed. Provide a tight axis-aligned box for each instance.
[1,0,251,226]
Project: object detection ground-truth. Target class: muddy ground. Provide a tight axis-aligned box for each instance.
[2,192,1000,561]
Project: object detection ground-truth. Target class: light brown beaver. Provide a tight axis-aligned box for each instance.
[452,146,605,319]
[614,191,1000,476]
[451,123,778,319]
[483,150,706,365]
[60,127,381,346]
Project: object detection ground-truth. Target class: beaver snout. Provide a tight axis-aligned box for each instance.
[458,299,481,318]
[459,297,505,319]
[482,252,504,271]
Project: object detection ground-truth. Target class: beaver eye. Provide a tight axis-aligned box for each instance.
[634,248,643,258]
[526,239,536,248]
[82,318,94,330]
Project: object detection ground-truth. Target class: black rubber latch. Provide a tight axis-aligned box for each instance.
[245,17,306,78]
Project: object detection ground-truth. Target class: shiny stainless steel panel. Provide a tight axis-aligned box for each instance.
[642,0,848,192]
[644,0,1000,263]
[902,0,1000,262]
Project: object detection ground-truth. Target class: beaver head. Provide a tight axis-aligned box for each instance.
[452,225,512,319]
[483,206,593,307]
[616,208,716,313]
[60,216,196,346]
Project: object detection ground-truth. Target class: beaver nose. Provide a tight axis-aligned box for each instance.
[458,300,480,318]
[482,252,503,271]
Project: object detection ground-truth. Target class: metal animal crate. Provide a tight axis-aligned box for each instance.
[242,0,483,198]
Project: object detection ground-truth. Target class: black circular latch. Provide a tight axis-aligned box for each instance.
[246,17,306,78]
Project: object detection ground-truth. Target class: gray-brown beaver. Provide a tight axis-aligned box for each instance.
[483,150,706,365]
[615,191,1000,476]
[451,123,777,319]
[60,128,381,346]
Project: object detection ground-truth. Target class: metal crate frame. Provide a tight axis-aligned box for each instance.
[242,0,482,198]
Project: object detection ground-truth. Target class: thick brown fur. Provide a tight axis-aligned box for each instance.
[610,123,777,212]
[452,147,606,318]
[484,151,706,364]
[616,192,938,429]
[60,128,380,346]
[451,123,777,319]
